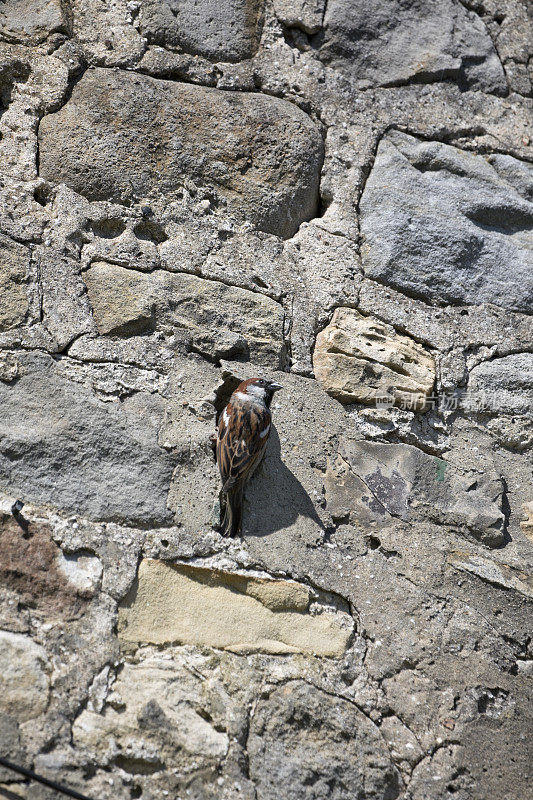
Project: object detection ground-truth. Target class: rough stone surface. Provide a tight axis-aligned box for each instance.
[0,513,94,618]
[1,2,532,799]
[38,68,324,238]
[360,131,533,313]
[326,440,506,547]
[139,0,264,62]
[248,681,400,799]
[0,631,49,722]
[0,0,65,44]
[313,307,436,409]
[119,559,352,656]
[83,261,287,367]
[319,0,507,93]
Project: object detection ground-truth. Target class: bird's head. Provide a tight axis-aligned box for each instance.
[236,377,283,407]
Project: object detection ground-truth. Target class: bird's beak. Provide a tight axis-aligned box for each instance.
[269,382,283,392]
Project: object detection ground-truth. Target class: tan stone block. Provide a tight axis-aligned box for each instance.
[313,307,435,409]
[118,560,352,657]
[84,262,286,367]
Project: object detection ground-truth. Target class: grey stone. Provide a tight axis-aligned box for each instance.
[360,131,533,313]
[0,714,24,781]
[273,0,325,34]
[248,681,401,799]
[467,353,533,416]
[489,153,533,201]
[319,0,507,93]
[327,440,505,546]
[38,247,97,351]
[68,0,146,67]
[38,68,324,238]
[0,234,30,331]
[139,0,264,62]
[0,0,65,44]
[0,351,175,525]
[83,261,287,368]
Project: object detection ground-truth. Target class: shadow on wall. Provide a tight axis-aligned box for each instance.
[241,425,325,538]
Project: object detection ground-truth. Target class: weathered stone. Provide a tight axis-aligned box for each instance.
[0,234,30,331]
[319,0,506,93]
[467,353,533,416]
[360,131,533,313]
[274,0,325,34]
[39,248,97,350]
[0,351,175,525]
[358,279,533,357]
[0,513,94,618]
[379,715,423,767]
[0,714,24,781]
[38,69,324,238]
[248,681,400,799]
[313,307,435,409]
[326,440,505,546]
[69,0,146,67]
[520,502,533,542]
[83,262,287,368]
[0,0,65,44]
[488,154,533,202]
[138,46,220,86]
[448,552,533,599]
[139,0,264,62]
[73,654,230,775]
[56,551,103,594]
[0,351,20,383]
[119,560,353,656]
[0,631,49,722]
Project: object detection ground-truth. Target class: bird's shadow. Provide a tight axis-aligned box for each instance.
[240,425,325,539]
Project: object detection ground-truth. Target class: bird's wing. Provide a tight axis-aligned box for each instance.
[217,402,271,491]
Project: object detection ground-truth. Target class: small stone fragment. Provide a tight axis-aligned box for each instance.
[0,235,30,332]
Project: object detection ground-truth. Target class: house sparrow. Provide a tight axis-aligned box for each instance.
[216,377,282,537]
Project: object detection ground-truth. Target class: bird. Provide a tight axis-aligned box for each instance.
[215,377,282,537]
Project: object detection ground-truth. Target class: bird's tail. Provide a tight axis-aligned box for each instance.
[221,484,244,538]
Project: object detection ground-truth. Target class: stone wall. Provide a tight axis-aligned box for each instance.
[0,0,532,799]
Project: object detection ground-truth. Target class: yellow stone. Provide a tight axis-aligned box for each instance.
[118,560,352,658]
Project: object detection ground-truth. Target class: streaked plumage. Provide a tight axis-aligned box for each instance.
[216,378,282,537]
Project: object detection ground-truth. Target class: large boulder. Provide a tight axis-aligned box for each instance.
[38,68,324,238]
[360,131,533,313]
